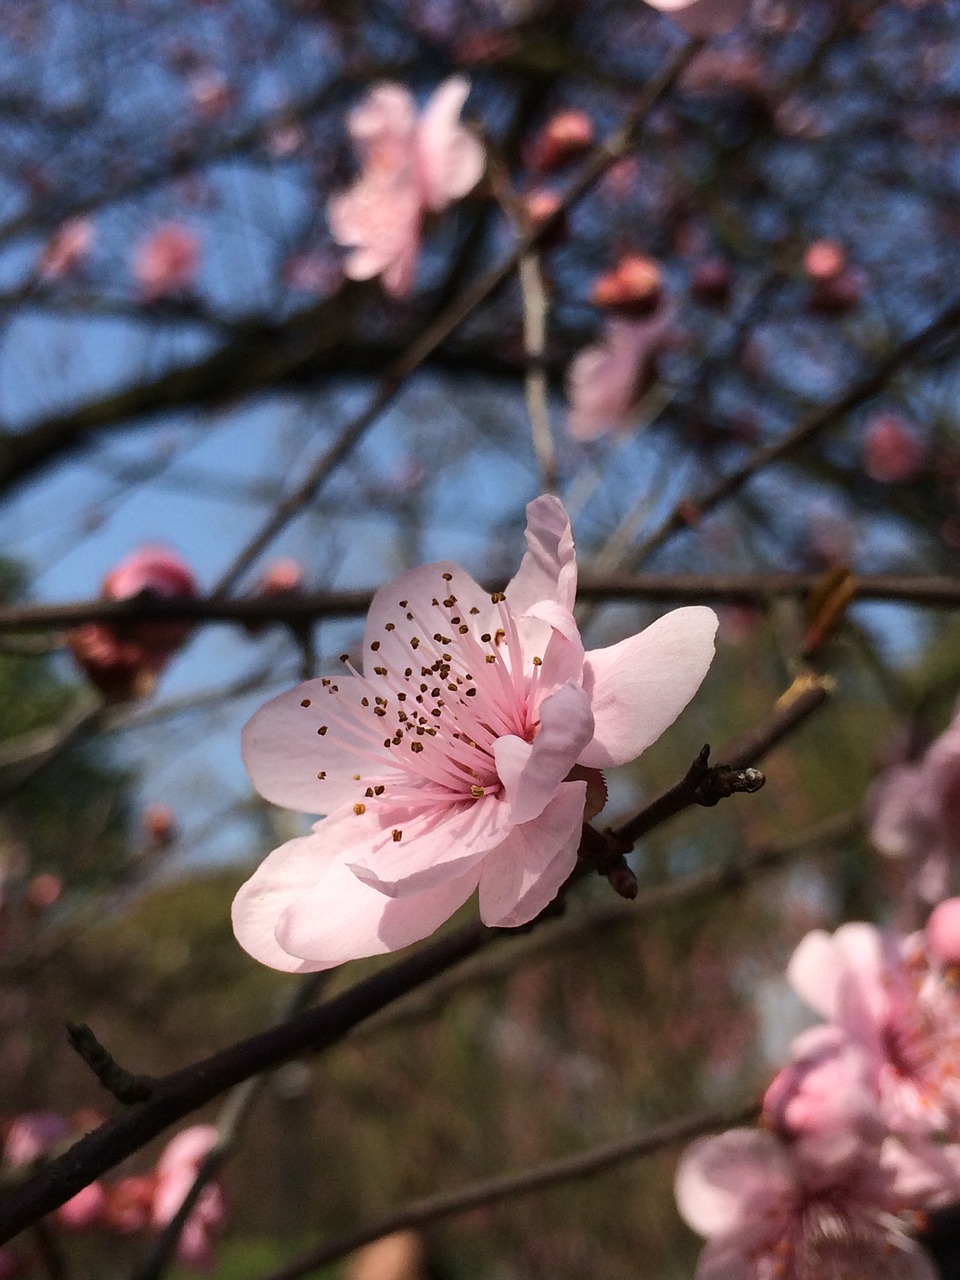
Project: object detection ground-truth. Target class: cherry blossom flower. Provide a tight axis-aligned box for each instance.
[787,919,960,1150]
[528,110,594,173]
[233,496,717,971]
[68,545,198,700]
[153,1125,225,1271]
[566,311,671,440]
[676,1127,935,1280]
[644,0,749,38]
[327,77,485,298]
[868,705,960,902]
[133,224,201,300]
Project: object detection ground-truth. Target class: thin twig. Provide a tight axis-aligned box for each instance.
[66,1023,156,1105]
[257,1101,759,1280]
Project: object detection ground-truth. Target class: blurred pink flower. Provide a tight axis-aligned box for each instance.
[153,1125,225,1272]
[676,1127,935,1280]
[566,311,671,441]
[868,705,960,902]
[233,495,717,971]
[188,70,232,120]
[328,77,485,298]
[39,218,93,280]
[55,1180,106,1230]
[4,1112,68,1166]
[862,413,927,484]
[644,0,748,37]
[68,545,198,701]
[133,224,201,300]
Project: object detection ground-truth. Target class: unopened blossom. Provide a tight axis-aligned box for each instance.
[328,77,485,298]
[234,496,717,971]
[39,217,93,280]
[68,545,198,701]
[644,0,749,37]
[863,413,927,484]
[133,224,201,300]
[55,1181,106,1230]
[676,1127,935,1280]
[868,704,960,902]
[153,1125,225,1271]
[566,311,671,441]
[528,110,594,173]
[591,255,663,315]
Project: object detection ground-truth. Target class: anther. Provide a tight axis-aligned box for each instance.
[442,572,453,581]
[374,785,385,795]
[370,640,381,651]
[340,653,350,662]
[318,726,328,735]
[300,698,311,707]
[411,637,420,649]
[490,591,506,603]
[471,785,484,798]
[392,829,403,842]
[385,622,395,632]
[410,742,424,753]
[354,803,366,815]
[317,771,326,779]
[532,656,542,666]
[458,625,469,634]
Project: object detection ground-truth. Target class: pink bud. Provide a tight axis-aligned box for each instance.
[862,414,927,484]
[591,255,662,316]
[4,1112,68,1167]
[103,1175,157,1234]
[257,560,304,596]
[804,239,845,281]
[133,224,201,301]
[528,110,594,172]
[25,874,62,912]
[143,804,178,849]
[926,899,960,966]
[188,70,232,120]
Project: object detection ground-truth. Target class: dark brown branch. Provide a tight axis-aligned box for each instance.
[631,295,960,566]
[2,573,959,635]
[66,1024,157,1105]
[259,1101,760,1280]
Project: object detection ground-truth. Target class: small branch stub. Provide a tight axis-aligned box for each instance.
[66,1023,156,1105]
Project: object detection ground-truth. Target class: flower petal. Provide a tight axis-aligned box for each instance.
[494,683,594,825]
[505,495,578,615]
[578,606,718,769]
[276,856,479,968]
[232,834,343,973]
[416,76,485,212]
[478,780,586,927]
[644,0,747,37]
[241,677,392,815]
[348,793,513,896]
[675,1130,794,1239]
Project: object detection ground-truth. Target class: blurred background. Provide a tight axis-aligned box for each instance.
[1,0,960,1275]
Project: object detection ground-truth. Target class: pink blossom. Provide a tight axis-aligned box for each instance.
[3,1112,68,1166]
[643,0,749,37]
[868,705,960,902]
[39,218,93,280]
[153,1125,225,1271]
[68,545,198,701]
[528,110,594,173]
[133,224,201,300]
[787,921,960,1148]
[233,496,717,971]
[862,414,927,484]
[676,1127,935,1280]
[55,1180,106,1230]
[566,312,671,441]
[328,77,485,298]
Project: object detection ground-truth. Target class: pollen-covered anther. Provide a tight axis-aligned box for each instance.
[411,741,424,753]
[370,640,381,651]
[470,785,484,798]
[490,591,506,603]
[317,771,326,779]
[532,656,542,666]
[353,803,366,815]
[317,726,328,736]
[410,637,420,649]
[300,698,311,707]
[494,628,505,645]
[392,829,403,842]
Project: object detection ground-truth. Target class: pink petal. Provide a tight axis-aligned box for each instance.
[494,683,594,825]
[867,762,930,860]
[675,1130,794,1239]
[362,560,500,673]
[276,855,479,968]
[786,924,893,1058]
[477,780,586,926]
[578,606,718,769]
[786,928,843,1021]
[416,76,485,212]
[505,495,578,615]
[241,678,392,815]
[347,84,418,163]
[644,0,748,37]
[232,834,341,972]
[347,792,514,896]
[566,321,649,441]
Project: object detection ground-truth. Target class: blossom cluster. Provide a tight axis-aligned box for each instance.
[0,1115,224,1274]
[676,901,960,1279]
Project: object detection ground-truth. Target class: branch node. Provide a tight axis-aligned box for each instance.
[66,1023,156,1105]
